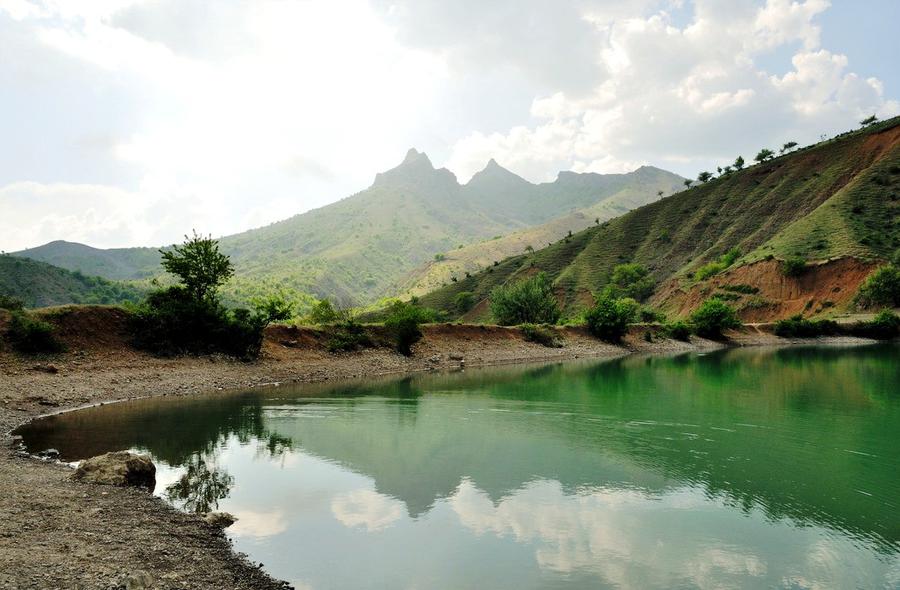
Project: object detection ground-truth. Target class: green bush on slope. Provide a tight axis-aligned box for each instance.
[489,273,561,326]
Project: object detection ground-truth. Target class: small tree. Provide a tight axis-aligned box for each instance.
[384,301,435,356]
[690,298,740,338]
[780,141,798,154]
[657,190,664,198]
[754,149,774,163]
[160,232,233,302]
[733,156,745,170]
[697,171,713,183]
[489,272,560,325]
[309,299,340,324]
[585,293,639,343]
[860,115,878,127]
[684,179,693,189]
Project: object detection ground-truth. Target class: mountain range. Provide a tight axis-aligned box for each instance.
[11,151,683,306]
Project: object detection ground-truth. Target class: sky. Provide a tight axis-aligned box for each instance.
[0,0,897,252]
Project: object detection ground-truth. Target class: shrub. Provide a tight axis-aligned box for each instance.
[0,295,25,311]
[455,291,476,313]
[665,321,692,342]
[856,265,900,307]
[773,315,839,338]
[782,256,807,277]
[5,312,62,354]
[521,323,564,348]
[326,318,372,353]
[489,273,560,326]
[690,298,741,338]
[720,247,741,267]
[384,301,436,356]
[695,261,726,281]
[308,299,340,325]
[850,310,900,340]
[695,248,742,281]
[638,307,665,323]
[607,263,655,302]
[585,294,639,343]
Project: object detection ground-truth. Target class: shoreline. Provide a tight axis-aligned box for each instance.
[0,322,880,589]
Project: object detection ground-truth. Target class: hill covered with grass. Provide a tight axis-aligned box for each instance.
[420,117,900,322]
[15,150,682,306]
[0,255,144,308]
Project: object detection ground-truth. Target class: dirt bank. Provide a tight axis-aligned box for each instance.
[652,256,880,321]
[0,307,877,589]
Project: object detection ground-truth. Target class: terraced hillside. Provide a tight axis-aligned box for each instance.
[0,256,144,308]
[420,117,900,322]
[16,151,682,306]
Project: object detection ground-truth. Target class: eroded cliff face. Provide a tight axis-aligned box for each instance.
[652,257,881,322]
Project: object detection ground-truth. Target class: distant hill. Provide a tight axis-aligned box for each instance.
[399,165,683,296]
[420,117,900,322]
[0,255,144,308]
[14,150,683,306]
[14,240,160,281]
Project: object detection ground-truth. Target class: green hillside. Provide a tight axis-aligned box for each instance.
[0,255,144,308]
[399,166,682,296]
[14,240,160,281]
[420,117,900,321]
[15,150,682,306]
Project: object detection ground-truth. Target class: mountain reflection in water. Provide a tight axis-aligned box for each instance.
[17,344,900,589]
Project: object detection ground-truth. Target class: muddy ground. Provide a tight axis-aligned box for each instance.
[0,310,874,589]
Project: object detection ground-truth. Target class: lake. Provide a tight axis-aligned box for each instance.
[16,344,900,589]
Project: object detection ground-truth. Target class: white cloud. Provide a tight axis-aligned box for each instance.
[229,508,289,540]
[441,0,899,182]
[331,488,405,532]
[0,0,897,249]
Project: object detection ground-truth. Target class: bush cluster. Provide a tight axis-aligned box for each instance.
[383,301,437,356]
[131,287,291,359]
[454,291,475,313]
[849,310,900,340]
[695,248,741,281]
[855,265,900,308]
[129,234,293,359]
[5,311,62,354]
[521,323,564,348]
[690,297,741,338]
[326,318,372,353]
[665,321,692,341]
[0,295,25,311]
[489,273,560,326]
[605,264,655,302]
[773,315,839,338]
[585,294,639,343]
[781,256,808,277]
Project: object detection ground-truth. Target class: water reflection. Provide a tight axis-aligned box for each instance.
[164,454,234,513]
[15,344,900,589]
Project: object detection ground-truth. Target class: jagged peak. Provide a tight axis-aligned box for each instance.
[466,158,531,187]
[401,147,433,168]
[372,148,454,188]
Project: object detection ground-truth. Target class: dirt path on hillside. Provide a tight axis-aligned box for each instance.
[0,319,875,589]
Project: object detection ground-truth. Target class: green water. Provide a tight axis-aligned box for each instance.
[17,345,900,589]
